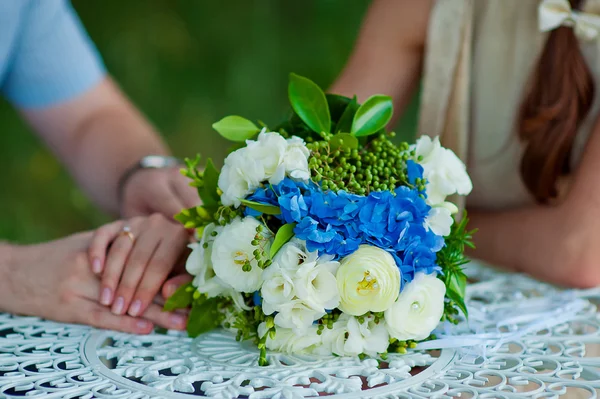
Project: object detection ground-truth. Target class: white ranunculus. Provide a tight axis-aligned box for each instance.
[293,255,340,312]
[211,216,271,293]
[337,245,400,316]
[258,323,322,354]
[245,130,288,185]
[218,149,264,207]
[186,223,229,297]
[344,315,390,357]
[412,135,472,205]
[283,136,311,181]
[424,201,458,237]
[273,299,323,333]
[385,272,446,341]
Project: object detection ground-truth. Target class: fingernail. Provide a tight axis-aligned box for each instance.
[129,300,142,316]
[92,257,102,274]
[100,288,112,306]
[136,320,151,331]
[165,284,176,297]
[112,297,125,315]
[169,314,187,328]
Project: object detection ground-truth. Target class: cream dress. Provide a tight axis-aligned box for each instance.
[418,0,600,211]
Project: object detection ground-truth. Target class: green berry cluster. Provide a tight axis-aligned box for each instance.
[387,337,418,354]
[307,133,425,195]
[215,205,242,226]
[243,224,273,272]
[316,311,342,335]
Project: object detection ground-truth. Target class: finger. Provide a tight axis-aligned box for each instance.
[88,221,124,274]
[171,170,201,209]
[100,228,136,307]
[111,217,163,315]
[128,224,188,317]
[143,303,188,330]
[162,274,193,299]
[81,299,154,334]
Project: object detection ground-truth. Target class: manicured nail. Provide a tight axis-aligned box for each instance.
[129,300,142,316]
[100,288,112,306]
[136,320,151,331]
[92,257,102,274]
[112,297,125,315]
[165,284,176,297]
[169,314,187,328]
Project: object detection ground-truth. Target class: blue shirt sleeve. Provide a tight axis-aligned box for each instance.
[2,0,106,108]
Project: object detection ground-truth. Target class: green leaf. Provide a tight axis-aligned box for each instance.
[446,288,469,319]
[351,95,393,137]
[328,133,359,151]
[163,282,194,311]
[197,159,220,210]
[326,93,353,120]
[448,271,467,299]
[240,199,282,215]
[288,73,331,135]
[270,223,296,258]
[336,96,359,133]
[212,115,260,142]
[187,297,221,338]
[203,159,219,199]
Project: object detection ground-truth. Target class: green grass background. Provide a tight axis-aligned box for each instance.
[0,0,419,243]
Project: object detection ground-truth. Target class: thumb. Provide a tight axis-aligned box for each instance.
[162,274,193,299]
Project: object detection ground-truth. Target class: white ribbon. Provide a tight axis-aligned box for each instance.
[539,0,600,40]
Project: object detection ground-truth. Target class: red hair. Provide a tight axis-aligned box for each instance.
[518,0,595,202]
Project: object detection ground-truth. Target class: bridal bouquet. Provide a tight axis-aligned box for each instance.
[166,74,474,365]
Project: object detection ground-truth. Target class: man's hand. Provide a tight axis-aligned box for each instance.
[0,232,188,334]
[120,167,199,218]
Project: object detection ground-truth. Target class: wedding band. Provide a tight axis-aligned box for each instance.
[119,225,135,243]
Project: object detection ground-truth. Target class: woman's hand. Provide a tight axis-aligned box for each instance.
[0,232,187,333]
[88,213,191,318]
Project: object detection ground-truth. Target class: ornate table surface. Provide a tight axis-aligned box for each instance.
[1,265,600,399]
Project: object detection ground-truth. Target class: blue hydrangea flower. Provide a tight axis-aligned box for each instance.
[242,177,445,288]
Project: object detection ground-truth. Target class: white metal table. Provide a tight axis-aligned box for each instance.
[1,266,599,398]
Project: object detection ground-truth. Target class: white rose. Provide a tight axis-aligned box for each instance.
[273,299,323,333]
[336,245,400,316]
[245,130,288,184]
[384,272,446,341]
[293,255,340,312]
[211,216,271,293]
[258,323,322,354]
[186,223,229,297]
[218,149,264,207]
[283,136,311,181]
[344,315,390,357]
[412,136,472,205]
[424,201,458,237]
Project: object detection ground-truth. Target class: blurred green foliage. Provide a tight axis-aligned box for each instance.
[0,0,419,243]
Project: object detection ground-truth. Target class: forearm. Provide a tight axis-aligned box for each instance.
[21,78,170,215]
[467,206,583,286]
[0,242,16,312]
[64,103,168,214]
[328,0,431,125]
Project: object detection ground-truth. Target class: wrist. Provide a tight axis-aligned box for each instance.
[118,155,182,205]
